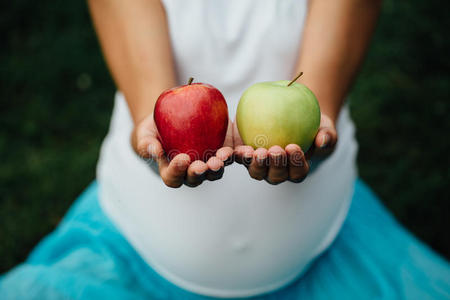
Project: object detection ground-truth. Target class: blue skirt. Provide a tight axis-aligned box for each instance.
[1,179,449,299]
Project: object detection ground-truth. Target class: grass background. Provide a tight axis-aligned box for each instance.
[1,0,449,273]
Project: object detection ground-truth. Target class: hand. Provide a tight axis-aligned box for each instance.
[233,113,337,185]
[131,114,234,188]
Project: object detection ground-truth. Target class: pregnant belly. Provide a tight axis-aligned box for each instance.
[97,95,357,297]
[98,154,355,297]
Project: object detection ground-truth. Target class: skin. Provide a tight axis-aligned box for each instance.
[234,0,382,184]
[88,0,233,188]
[88,0,381,187]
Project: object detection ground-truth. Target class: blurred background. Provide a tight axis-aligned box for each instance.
[0,0,449,273]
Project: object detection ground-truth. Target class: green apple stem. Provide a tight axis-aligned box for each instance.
[187,77,194,85]
[287,72,303,87]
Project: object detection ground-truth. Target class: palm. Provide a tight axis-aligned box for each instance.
[132,114,234,188]
[232,113,337,184]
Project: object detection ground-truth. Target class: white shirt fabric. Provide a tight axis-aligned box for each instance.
[96,0,359,297]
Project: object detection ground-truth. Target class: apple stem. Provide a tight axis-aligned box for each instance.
[187,77,194,85]
[287,72,303,87]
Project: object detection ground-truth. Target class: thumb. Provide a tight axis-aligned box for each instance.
[131,126,164,161]
[306,114,337,159]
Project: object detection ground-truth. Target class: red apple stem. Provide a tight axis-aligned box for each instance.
[187,77,194,85]
[287,72,303,87]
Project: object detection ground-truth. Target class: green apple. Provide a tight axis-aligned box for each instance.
[236,78,320,151]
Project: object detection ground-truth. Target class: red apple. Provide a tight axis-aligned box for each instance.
[154,79,229,162]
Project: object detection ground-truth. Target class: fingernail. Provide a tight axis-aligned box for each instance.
[270,152,281,159]
[175,162,186,170]
[256,154,266,165]
[210,166,221,172]
[270,153,283,167]
[194,170,206,176]
[243,153,253,165]
[148,145,163,160]
[221,155,231,163]
[320,134,330,148]
[148,144,158,154]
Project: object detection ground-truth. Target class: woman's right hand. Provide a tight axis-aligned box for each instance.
[131,114,234,188]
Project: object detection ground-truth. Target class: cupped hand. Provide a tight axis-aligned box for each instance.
[131,114,234,188]
[233,113,337,185]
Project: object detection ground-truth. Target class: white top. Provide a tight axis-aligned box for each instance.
[96,0,358,298]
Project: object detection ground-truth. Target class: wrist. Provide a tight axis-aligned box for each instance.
[123,82,175,125]
[319,105,339,126]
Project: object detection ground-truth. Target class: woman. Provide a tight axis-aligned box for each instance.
[1,0,449,299]
[96,0,364,296]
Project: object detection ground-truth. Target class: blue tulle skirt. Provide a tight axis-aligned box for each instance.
[1,179,449,299]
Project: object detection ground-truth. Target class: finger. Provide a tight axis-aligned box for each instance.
[285,144,309,183]
[247,148,268,181]
[146,137,165,160]
[266,146,288,185]
[234,145,254,166]
[131,114,161,159]
[307,113,338,159]
[312,127,337,158]
[216,146,234,166]
[185,160,208,187]
[206,156,225,181]
[132,133,161,160]
[160,153,191,188]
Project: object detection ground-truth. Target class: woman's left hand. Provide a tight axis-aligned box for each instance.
[233,113,337,185]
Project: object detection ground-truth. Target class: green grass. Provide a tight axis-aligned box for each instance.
[0,0,449,273]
